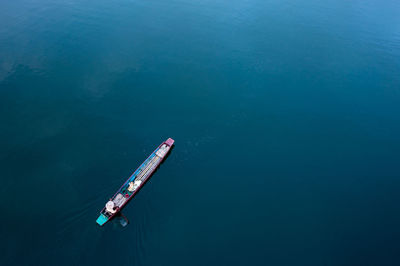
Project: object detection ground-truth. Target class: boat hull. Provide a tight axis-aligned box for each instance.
[96,138,174,226]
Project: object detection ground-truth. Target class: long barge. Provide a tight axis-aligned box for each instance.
[96,138,174,226]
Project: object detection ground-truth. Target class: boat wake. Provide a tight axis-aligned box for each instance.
[114,213,129,227]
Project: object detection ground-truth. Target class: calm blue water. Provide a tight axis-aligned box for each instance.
[1,0,400,265]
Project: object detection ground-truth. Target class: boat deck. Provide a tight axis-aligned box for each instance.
[101,146,165,218]
[96,139,174,226]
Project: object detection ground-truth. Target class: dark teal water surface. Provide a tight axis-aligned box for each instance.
[1,0,400,265]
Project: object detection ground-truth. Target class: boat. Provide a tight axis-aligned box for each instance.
[96,138,175,226]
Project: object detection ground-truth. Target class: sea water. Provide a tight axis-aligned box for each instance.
[0,0,399,265]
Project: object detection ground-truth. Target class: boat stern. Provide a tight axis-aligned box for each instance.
[96,213,109,226]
